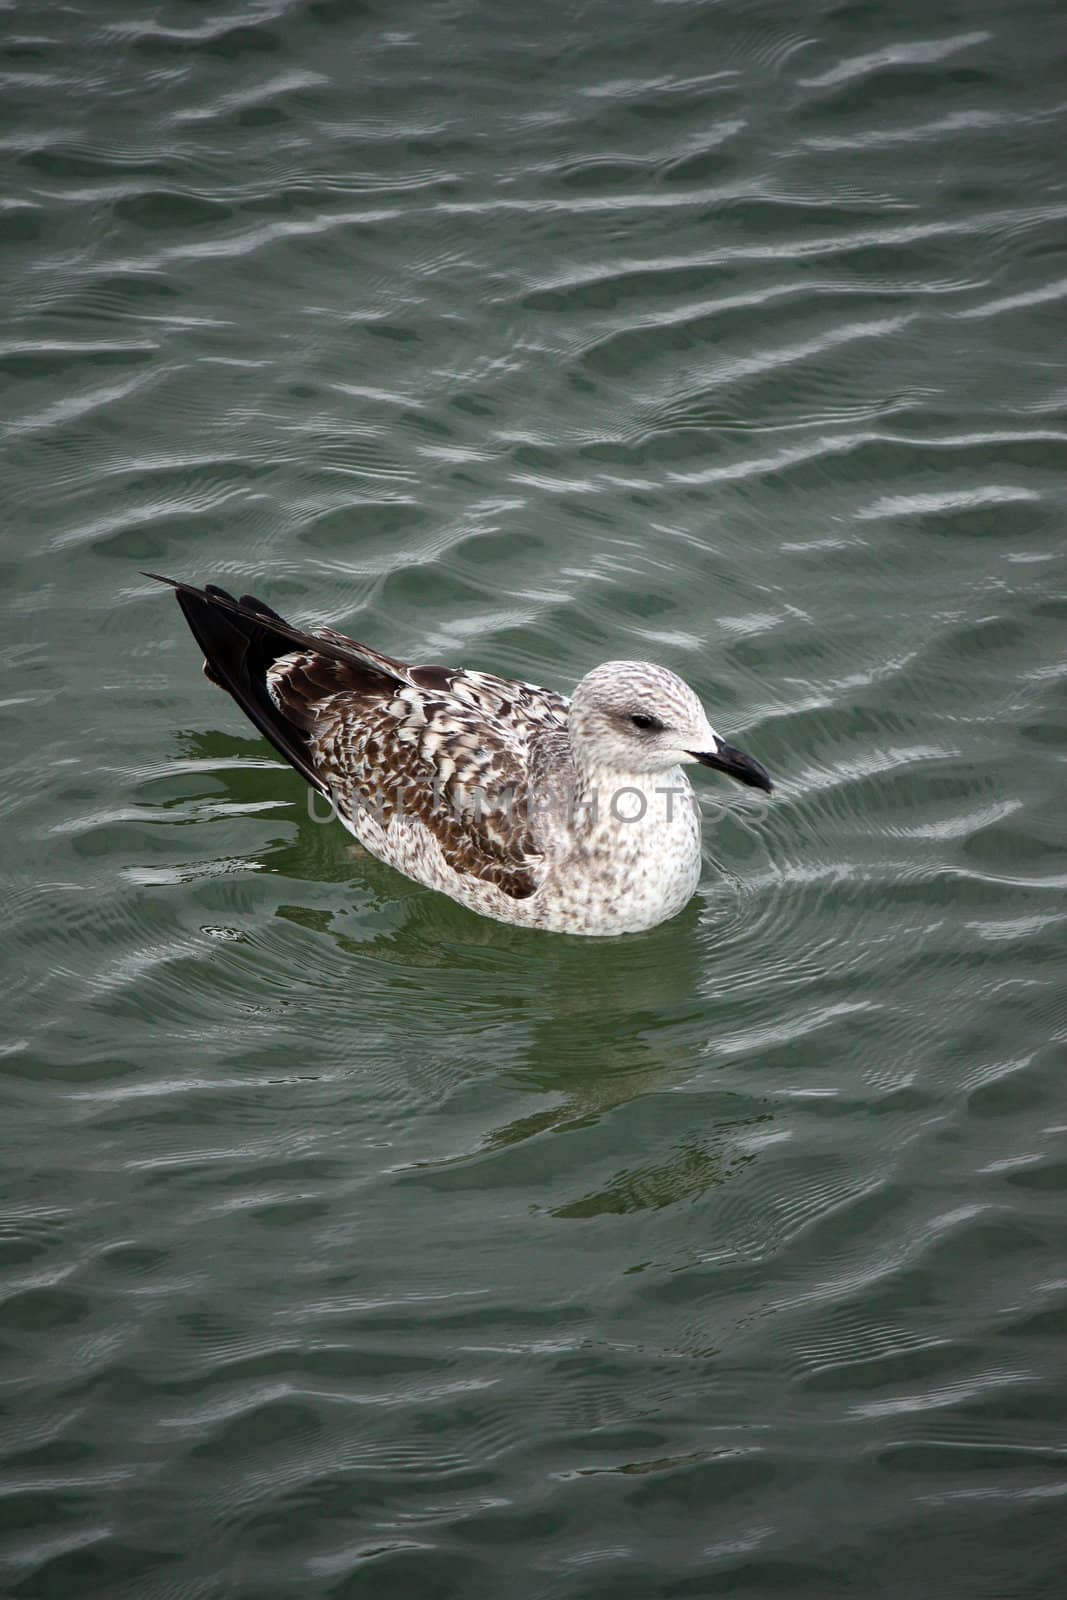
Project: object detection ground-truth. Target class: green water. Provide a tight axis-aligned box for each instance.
[2,1,1065,1595]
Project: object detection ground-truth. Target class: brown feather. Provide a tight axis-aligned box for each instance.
[150,575,572,901]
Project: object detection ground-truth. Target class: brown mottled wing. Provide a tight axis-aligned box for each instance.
[269,650,572,900]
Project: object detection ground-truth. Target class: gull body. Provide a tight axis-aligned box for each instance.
[150,577,772,936]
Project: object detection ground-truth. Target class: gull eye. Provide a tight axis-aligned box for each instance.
[630,713,663,733]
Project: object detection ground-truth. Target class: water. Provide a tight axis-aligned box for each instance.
[2,0,1065,1594]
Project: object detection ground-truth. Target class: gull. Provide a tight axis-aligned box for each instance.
[148,575,772,936]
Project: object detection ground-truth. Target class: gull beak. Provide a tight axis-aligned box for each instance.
[690,736,773,793]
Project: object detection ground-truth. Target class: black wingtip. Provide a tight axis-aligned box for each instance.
[143,575,397,674]
[143,572,229,602]
[153,572,331,797]
[144,573,267,626]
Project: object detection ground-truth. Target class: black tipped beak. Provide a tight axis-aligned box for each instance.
[690,738,773,794]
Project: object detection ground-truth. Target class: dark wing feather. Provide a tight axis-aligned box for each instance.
[145,573,424,683]
[166,580,330,795]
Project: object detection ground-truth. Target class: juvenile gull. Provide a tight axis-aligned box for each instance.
[149,576,772,936]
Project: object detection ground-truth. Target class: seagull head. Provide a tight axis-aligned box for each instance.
[568,660,773,791]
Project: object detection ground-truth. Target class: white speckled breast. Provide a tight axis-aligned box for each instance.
[338,763,703,936]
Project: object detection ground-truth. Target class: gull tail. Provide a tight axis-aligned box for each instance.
[145,573,333,796]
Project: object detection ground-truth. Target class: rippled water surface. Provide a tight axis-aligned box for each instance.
[3,0,1066,1595]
